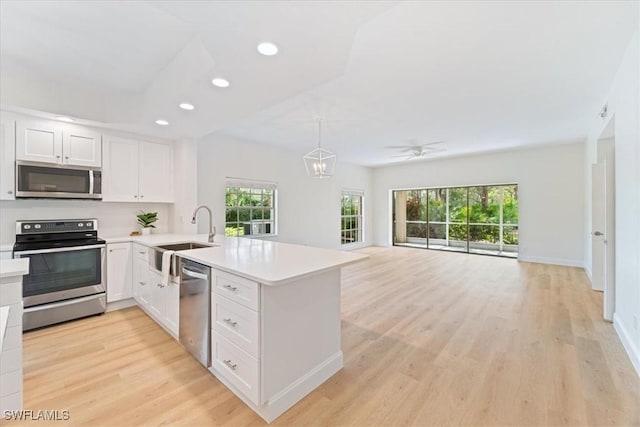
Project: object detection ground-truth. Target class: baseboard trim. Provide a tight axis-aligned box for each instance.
[517,255,583,268]
[106,298,136,312]
[584,264,592,281]
[210,351,343,423]
[613,313,640,377]
[265,351,343,419]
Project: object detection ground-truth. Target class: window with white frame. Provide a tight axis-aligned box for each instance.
[225,178,277,237]
[341,190,363,244]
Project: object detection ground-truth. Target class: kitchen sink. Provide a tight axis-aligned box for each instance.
[150,241,217,276]
[156,242,213,251]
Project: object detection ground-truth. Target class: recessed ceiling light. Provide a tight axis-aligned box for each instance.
[257,42,278,56]
[179,103,195,111]
[56,116,75,122]
[155,119,169,126]
[211,78,230,88]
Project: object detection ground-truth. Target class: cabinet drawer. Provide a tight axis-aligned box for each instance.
[211,332,259,405]
[212,294,259,357]
[213,270,259,311]
[133,243,148,261]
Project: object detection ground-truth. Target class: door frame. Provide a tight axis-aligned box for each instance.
[591,122,616,321]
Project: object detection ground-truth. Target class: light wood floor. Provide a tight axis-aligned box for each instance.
[9,247,640,426]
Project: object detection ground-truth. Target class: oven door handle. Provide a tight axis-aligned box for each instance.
[15,244,106,255]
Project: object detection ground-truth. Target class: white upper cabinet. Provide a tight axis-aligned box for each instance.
[138,141,173,203]
[62,126,102,167]
[103,136,140,202]
[16,119,63,164]
[102,136,174,203]
[0,113,16,200]
[16,118,102,167]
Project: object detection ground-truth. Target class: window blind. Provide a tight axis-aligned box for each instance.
[225,177,277,190]
[342,188,364,197]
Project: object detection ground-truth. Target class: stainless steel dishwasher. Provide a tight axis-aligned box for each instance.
[178,257,211,367]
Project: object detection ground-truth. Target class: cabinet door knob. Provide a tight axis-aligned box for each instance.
[139,281,146,286]
[157,283,165,288]
[65,156,69,159]
[134,195,138,198]
[140,195,144,199]
[7,190,12,194]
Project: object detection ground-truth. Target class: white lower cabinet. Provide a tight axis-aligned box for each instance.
[132,244,150,308]
[212,294,259,357]
[211,332,260,405]
[131,243,178,338]
[106,243,132,302]
[144,266,179,338]
[147,269,164,320]
[164,278,179,336]
[0,271,25,413]
[208,268,343,423]
[210,269,261,406]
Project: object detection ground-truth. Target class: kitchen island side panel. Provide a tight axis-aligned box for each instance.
[260,269,342,402]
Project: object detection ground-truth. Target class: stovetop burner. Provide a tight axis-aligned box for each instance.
[13,219,105,252]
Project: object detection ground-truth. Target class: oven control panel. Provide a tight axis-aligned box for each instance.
[16,219,98,235]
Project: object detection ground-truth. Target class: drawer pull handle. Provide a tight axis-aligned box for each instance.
[223,359,237,370]
[223,318,237,327]
[223,284,237,292]
[139,281,146,286]
[157,283,165,288]
[138,251,146,255]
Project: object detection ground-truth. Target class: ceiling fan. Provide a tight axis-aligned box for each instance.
[385,141,446,160]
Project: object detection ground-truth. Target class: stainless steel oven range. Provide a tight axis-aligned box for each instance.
[13,219,107,331]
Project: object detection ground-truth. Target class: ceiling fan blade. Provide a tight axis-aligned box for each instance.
[385,145,414,149]
[420,141,445,147]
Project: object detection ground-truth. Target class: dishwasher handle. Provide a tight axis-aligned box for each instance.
[181,266,209,281]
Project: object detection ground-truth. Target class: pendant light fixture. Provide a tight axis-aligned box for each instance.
[303,119,336,178]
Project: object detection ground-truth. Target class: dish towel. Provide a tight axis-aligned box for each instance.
[161,250,174,287]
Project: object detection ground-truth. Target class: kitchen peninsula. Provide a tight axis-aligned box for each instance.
[106,234,368,423]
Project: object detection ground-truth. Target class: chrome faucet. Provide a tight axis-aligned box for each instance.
[191,205,216,242]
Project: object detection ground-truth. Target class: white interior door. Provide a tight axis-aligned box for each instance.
[592,139,615,322]
[591,162,605,293]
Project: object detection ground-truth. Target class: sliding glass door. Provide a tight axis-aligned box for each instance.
[393,184,518,257]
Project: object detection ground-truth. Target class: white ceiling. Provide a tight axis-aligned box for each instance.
[0,1,637,166]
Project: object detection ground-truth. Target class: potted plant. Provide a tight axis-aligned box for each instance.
[137,211,158,235]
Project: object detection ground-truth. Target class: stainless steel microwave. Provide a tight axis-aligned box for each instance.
[16,160,102,199]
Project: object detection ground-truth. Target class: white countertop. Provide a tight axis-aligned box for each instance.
[106,233,368,286]
[105,233,215,246]
[0,258,29,279]
[178,238,368,285]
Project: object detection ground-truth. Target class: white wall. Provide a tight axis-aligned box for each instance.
[372,143,586,267]
[584,26,640,374]
[197,134,373,250]
[0,200,171,244]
